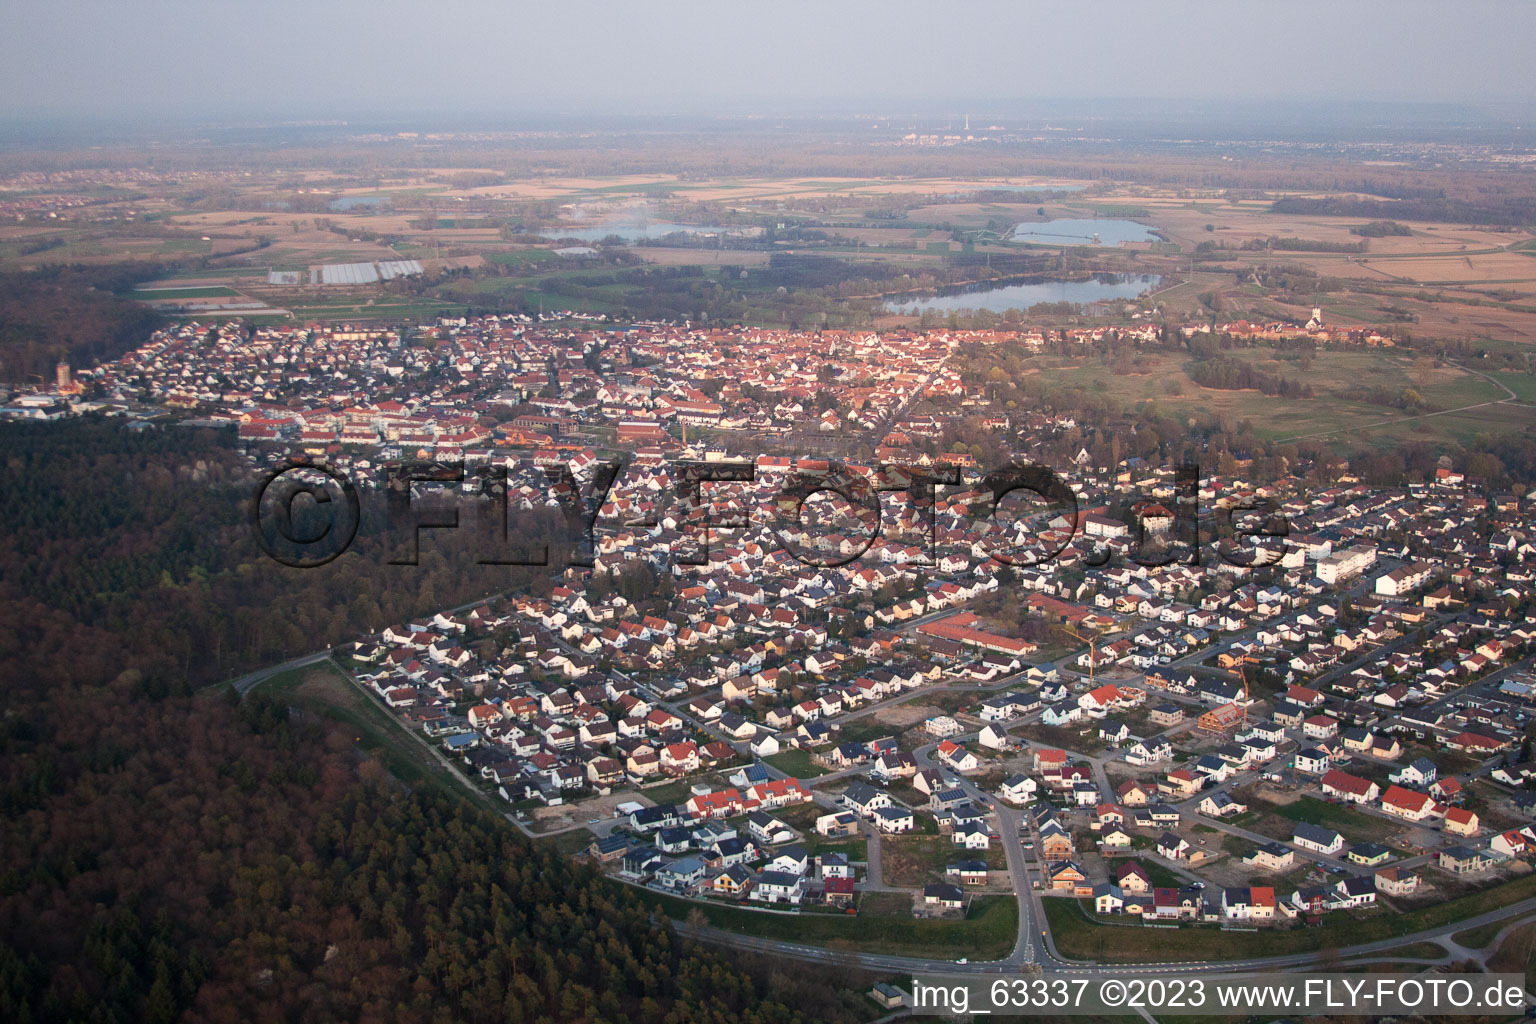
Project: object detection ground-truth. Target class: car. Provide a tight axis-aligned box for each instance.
[588,818,600,824]
[955,958,968,965]
[1021,840,1035,849]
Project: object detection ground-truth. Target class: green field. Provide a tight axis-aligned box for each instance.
[882,835,1008,888]
[1235,792,1406,850]
[1451,919,1509,950]
[801,837,868,860]
[1044,871,1536,963]
[1259,795,1400,844]
[1491,370,1536,403]
[484,250,561,267]
[636,778,702,806]
[1140,859,1187,889]
[647,890,1019,959]
[1379,941,1450,960]
[1020,346,1536,448]
[765,748,833,779]
[131,285,240,299]
[275,297,467,321]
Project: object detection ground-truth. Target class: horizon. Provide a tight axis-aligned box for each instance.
[4,98,1535,152]
[6,1,1536,123]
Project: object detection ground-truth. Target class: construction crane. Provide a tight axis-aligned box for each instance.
[1061,625,1100,691]
[1236,661,1252,731]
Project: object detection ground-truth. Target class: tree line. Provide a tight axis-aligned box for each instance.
[0,265,165,382]
[1188,355,1314,398]
[0,676,864,1023]
[1273,195,1536,227]
[0,417,573,689]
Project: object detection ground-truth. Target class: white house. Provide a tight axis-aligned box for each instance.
[1292,823,1344,855]
[873,805,916,833]
[978,724,1013,750]
[999,774,1037,805]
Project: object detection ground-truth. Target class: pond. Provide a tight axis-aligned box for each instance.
[884,273,1163,314]
[1011,218,1158,245]
[328,194,390,211]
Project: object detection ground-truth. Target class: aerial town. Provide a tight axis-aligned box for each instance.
[11,2,1536,1019]
[23,309,1536,955]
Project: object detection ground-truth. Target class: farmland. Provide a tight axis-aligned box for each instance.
[7,144,1534,348]
[1014,343,1536,450]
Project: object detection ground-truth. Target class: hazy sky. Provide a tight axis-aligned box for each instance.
[5,0,1535,121]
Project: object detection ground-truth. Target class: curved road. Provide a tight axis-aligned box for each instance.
[235,595,1534,979]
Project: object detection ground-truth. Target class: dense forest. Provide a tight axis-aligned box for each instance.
[0,682,858,1023]
[1272,194,1536,227]
[0,417,569,688]
[414,241,1106,329]
[1350,220,1414,237]
[1239,236,1366,254]
[1188,355,1314,398]
[0,417,866,1023]
[0,266,166,382]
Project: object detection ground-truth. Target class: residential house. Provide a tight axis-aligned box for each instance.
[1244,842,1295,872]
[1293,823,1345,855]
[923,883,965,909]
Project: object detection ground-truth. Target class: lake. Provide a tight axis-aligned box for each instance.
[1011,218,1157,245]
[329,194,389,211]
[884,273,1163,314]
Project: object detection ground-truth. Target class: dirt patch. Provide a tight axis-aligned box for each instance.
[876,701,946,729]
[526,789,653,834]
[1245,782,1302,807]
[882,834,1007,888]
[296,665,359,704]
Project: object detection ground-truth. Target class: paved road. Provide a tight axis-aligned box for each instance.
[636,620,1515,974]
[232,563,1534,977]
[1408,652,1536,746]
[228,649,335,696]
[859,819,890,891]
[227,588,511,696]
[911,740,1041,968]
[250,637,1536,978]
[866,368,944,444]
[674,891,1536,978]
